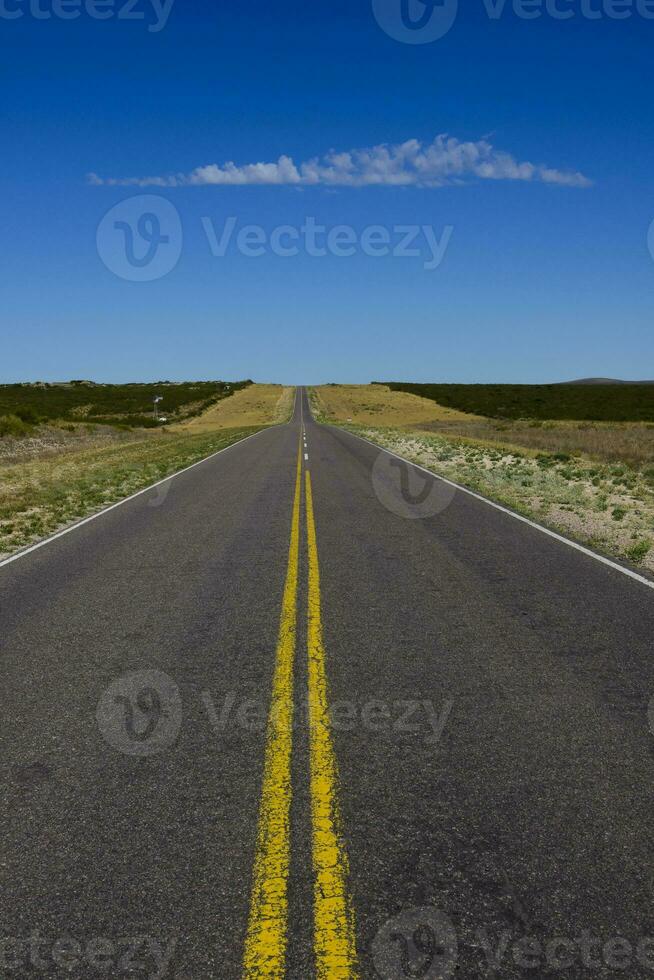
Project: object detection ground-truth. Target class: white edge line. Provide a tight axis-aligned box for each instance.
[327,424,654,593]
[0,422,282,572]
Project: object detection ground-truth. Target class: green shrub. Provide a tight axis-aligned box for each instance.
[612,506,627,521]
[626,540,651,563]
[382,382,654,422]
[15,406,41,424]
[0,414,32,438]
[0,380,251,427]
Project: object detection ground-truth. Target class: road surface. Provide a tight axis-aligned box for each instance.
[2,388,654,979]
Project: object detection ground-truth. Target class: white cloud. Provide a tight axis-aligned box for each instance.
[88,134,591,190]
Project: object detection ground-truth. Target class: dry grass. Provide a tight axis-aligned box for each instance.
[0,384,294,466]
[311,384,654,470]
[0,422,146,465]
[0,426,262,559]
[272,386,296,424]
[312,384,476,427]
[179,384,294,432]
[413,418,654,469]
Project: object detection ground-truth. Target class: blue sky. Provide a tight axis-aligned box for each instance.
[2,0,653,383]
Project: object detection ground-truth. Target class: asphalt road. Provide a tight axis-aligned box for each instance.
[3,388,654,979]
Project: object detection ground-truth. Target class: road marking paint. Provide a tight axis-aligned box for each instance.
[333,429,654,593]
[0,427,274,572]
[305,470,359,979]
[242,441,303,979]
[305,453,309,461]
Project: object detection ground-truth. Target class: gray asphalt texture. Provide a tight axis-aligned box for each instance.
[2,388,654,979]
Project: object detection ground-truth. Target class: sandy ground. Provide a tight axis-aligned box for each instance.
[178,384,294,431]
[311,384,476,427]
[342,424,654,572]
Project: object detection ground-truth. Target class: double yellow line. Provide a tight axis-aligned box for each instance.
[243,436,358,979]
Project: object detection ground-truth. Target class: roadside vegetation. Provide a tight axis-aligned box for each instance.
[179,383,295,431]
[404,418,654,470]
[0,379,251,430]
[311,385,654,574]
[0,421,157,466]
[0,382,293,559]
[309,383,475,428]
[381,381,654,422]
[0,427,261,558]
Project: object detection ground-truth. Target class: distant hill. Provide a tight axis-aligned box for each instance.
[560,378,654,385]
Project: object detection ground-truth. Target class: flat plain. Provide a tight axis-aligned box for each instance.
[312,383,654,573]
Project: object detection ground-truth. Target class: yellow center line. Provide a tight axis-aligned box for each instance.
[305,468,360,980]
[242,439,303,979]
